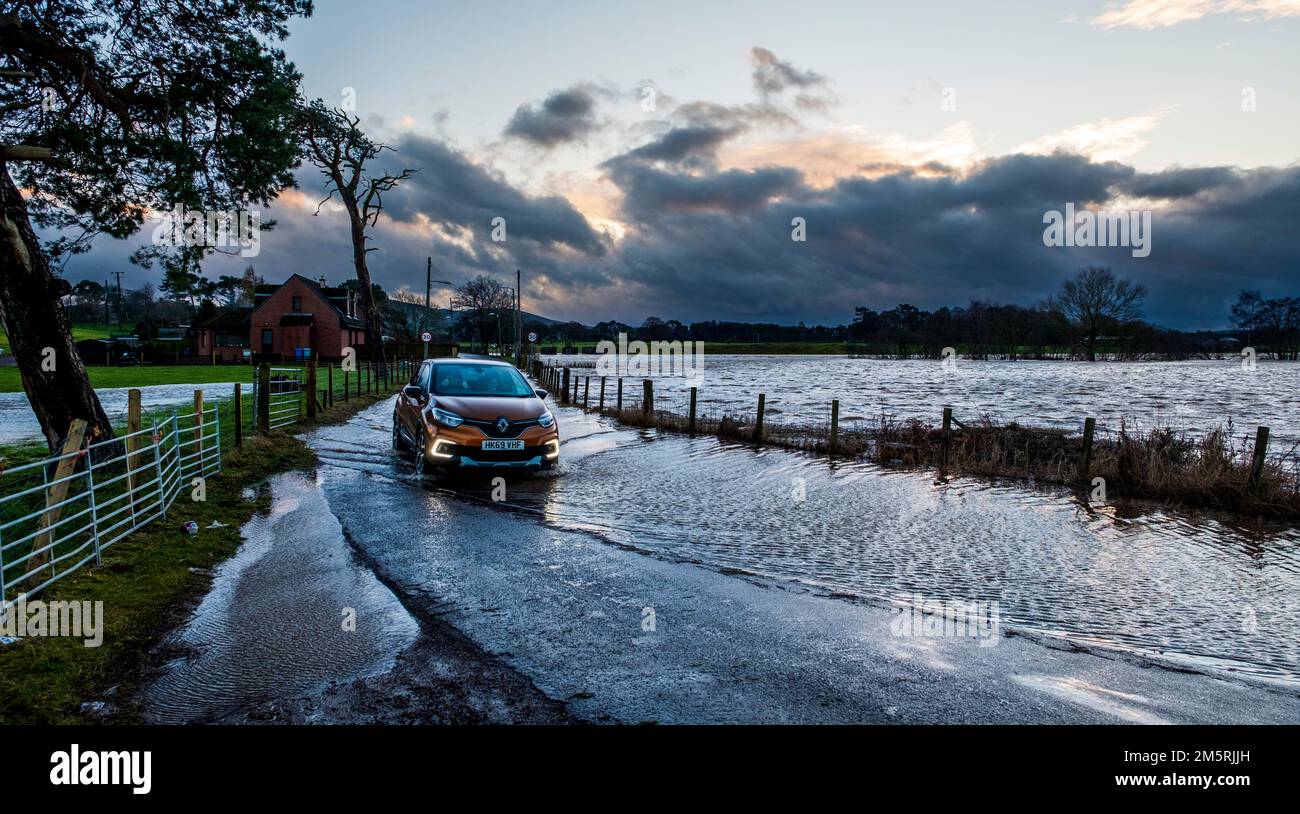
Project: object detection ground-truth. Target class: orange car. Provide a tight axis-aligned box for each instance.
[393,358,559,476]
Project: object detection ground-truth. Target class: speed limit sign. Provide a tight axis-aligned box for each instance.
[527,332,538,343]
[420,331,433,343]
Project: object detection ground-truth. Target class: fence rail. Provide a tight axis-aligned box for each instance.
[1,355,420,605]
[1,404,221,605]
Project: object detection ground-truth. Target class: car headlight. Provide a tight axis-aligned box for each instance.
[431,406,464,428]
[537,410,555,428]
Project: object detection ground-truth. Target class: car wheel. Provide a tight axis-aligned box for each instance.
[392,414,403,451]
[413,431,430,478]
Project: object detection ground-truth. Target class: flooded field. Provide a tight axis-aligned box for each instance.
[307,400,1300,689]
[549,355,1300,450]
[0,381,241,445]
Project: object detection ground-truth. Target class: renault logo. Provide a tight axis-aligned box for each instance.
[496,417,510,434]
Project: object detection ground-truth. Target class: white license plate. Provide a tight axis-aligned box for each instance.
[481,439,524,451]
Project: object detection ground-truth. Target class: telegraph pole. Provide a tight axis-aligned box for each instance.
[515,269,521,365]
[424,256,452,353]
[424,257,432,330]
[111,270,126,326]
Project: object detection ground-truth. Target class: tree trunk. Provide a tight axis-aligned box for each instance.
[0,163,113,452]
[346,210,386,368]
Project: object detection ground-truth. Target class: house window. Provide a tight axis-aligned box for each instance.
[292,295,302,311]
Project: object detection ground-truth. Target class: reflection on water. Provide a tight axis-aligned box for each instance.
[314,402,1300,688]
[551,355,1300,448]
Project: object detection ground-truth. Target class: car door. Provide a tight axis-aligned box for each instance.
[400,361,431,444]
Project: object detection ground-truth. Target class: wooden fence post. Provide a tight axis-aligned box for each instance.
[599,377,606,410]
[940,407,953,476]
[306,359,318,419]
[754,393,765,442]
[1079,416,1096,484]
[194,389,205,457]
[643,378,653,416]
[233,383,243,449]
[258,363,271,433]
[829,399,839,451]
[125,389,142,516]
[688,386,697,433]
[617,378,623,411]
[562,368,571,405]
[1250,425,1271,490]
[23,419,88,591]
[583,376,589,409]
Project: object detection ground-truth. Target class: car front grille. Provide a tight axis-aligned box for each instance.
[463,417,540,438]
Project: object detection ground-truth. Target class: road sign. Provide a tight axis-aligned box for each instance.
[421,331,433,343]
[527,332,538,343]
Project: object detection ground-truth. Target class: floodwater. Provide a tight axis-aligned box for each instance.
[130,390,1300,724]
[140,471,418,723]
[312,400,1300,688]
[0,381,242,444]
[549,355,1300,449]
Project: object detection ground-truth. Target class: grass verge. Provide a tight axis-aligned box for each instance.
[0,390,394,724]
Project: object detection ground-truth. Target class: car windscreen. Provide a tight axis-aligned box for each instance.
[431,364,534,397]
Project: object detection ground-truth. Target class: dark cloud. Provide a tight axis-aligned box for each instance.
[502,85,603,148]
[751,46,827,98]
[578,149,1299,329]
[73,132,1298,333]
[620,125,744,167]
[1118,166,1241,199]
[385,134,607,258]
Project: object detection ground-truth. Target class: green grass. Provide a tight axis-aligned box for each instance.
[0,365,267,394]
[0,384,398,724]
[0,323,118,352]
[0,436,315,723]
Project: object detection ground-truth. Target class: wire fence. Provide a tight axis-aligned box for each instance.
[0,404,221,605]
[0,357,422,606]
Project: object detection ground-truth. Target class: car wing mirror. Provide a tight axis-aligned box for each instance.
[402,384,426,401]
[535,388,548,400]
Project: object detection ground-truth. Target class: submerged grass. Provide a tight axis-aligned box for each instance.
[599,403,1300,519]
[0,390,394,724]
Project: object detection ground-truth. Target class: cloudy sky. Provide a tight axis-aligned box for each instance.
[62,0,1300,329]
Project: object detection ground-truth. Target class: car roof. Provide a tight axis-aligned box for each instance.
[425,357,513,367]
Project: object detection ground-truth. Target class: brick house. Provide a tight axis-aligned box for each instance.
[196,274,368,363]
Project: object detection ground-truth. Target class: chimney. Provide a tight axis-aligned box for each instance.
[319,276,327,287]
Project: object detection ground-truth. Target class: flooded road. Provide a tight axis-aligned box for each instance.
[141,472,419,723]
[142,395,1300,723]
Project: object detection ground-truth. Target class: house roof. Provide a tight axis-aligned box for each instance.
[195,307,253,332]
[252,273,366,330]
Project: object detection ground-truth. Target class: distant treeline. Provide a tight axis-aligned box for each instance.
[543,284,1299,361]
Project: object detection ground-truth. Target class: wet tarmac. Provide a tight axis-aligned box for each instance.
[140,396,1300,724]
